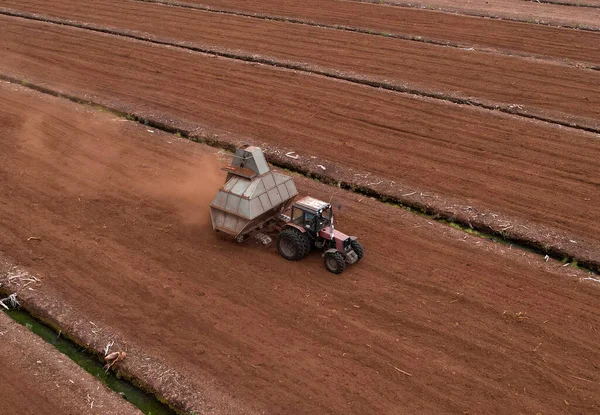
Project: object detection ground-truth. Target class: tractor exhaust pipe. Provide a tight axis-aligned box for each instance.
[330,205,335,242]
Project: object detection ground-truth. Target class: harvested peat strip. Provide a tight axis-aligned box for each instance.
[1,82,599,414]
[8,0,472,55]
[1,9,598,134]
[349,0,600,30]
[2,75,598,275]
[129,0,600,66]
[1,18,598,271]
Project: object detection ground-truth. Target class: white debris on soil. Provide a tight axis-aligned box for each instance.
[0,293,19,310]
[4,266,40,288]
[104,351,127,371]
[104,340,115,356]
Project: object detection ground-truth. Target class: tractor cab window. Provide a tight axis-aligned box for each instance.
[291,207,304,224]
[291,206,319,232]
[318,207,332,229]
[304,212,316,229]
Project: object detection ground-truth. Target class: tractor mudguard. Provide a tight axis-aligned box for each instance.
[322,248,338,257]
[284,222,306,233]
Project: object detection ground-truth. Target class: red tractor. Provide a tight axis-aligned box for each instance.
[276,196,363,274]
[210,146,364,274]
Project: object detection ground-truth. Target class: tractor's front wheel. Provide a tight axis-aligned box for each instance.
[276,227,311,261]
[324,251,346,274]
[350,240,364,262]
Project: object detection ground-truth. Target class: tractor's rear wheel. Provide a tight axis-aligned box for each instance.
[350,240,364,262]
[324,251,346,274]
[276,227,311,261]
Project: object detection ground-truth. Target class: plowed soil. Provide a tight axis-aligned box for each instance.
[1,82,600,414]
[365,0,600,26]
[172,0,600,29]
[1,16,599,266]
[6,1,600,67]
[536,0,600,6]
[4,0,600,130]
[521,0,600,5]
[0,312,141,415]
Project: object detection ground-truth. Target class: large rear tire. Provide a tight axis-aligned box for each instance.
[350,240,364,262]
[276,227,311,261]
[324,251,346,274]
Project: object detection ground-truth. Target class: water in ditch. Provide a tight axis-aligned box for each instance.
[4,308,176,415]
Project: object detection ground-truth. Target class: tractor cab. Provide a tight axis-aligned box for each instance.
[281,195,364,274]
[290,196,332,238]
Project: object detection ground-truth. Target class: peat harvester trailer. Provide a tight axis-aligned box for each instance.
[210,146,364,274]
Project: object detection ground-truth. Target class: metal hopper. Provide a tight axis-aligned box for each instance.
[210,146,298,240]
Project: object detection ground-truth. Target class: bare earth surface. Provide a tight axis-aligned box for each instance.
[534,0,600,6]
[363,0,600,27]
[3,0,600,68]
[3,0,600,130]
[1,82,599,415]
[0,312,141,415]
[118,0,600,65]
[1,1,600,414]
[172,0,600,29]
[1,16,599,266]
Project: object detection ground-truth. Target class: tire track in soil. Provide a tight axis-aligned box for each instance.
[131,0,600,67]
[1,17,599,272]
[1,82,599,415]
[1,8,599,135]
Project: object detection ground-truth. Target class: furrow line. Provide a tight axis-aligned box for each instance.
[127,0,595,67]
[1,9,598,135]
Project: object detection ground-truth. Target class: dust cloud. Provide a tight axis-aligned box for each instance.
[13,105,130,196]
[10,95,226,229]
[145,153,226,228]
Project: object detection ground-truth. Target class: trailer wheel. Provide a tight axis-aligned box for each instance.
[324,251,346,274]
[276,228,311,261]
[350,240,364,262]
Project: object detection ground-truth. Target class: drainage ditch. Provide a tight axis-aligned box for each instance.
[1,306,176,415]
